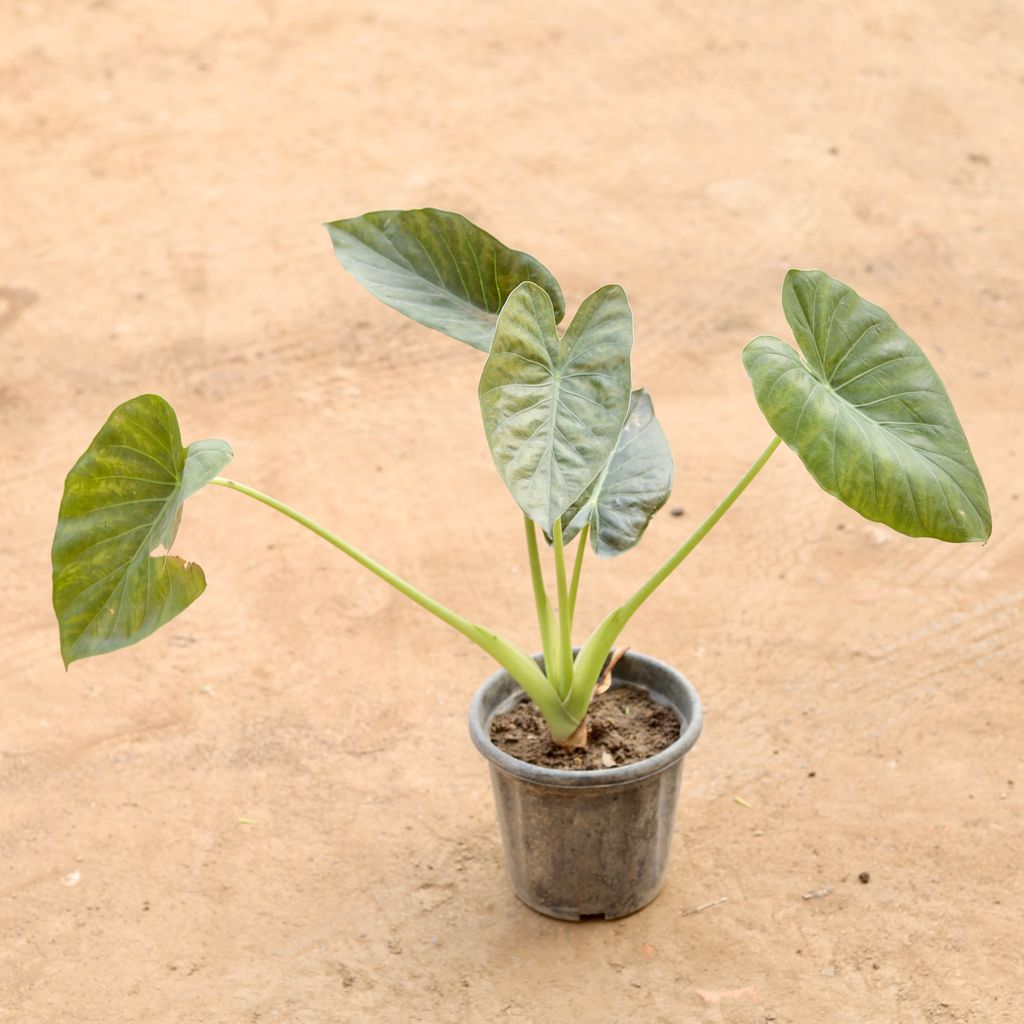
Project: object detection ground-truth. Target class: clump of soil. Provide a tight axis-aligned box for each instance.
[489,686,681,770]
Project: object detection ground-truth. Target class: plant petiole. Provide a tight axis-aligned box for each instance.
[551,516,573,700]
[524,514,559,683]
[568,522,589,629]
[568,435,782,721]
[210,477,579,738]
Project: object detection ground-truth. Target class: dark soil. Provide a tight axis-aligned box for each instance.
[489,686,681,770]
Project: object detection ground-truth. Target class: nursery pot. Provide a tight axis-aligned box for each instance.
[468,650,703,921]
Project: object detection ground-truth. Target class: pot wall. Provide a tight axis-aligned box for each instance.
[469,651,702,921]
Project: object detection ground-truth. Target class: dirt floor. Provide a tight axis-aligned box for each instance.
[2,2,1022,1021]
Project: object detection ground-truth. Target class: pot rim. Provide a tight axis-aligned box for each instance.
[468,649,703,789]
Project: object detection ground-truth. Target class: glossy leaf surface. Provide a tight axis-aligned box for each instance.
[325,208,564,352]
[743,270,990,542]
[561,389,674,556]
[52,395,233,666]
[479,282,633,533]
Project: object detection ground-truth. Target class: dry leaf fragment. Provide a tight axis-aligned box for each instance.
[680,896,728,917]
[594,646,630,695]
[801,886,833,900]
[697,986,761,1006]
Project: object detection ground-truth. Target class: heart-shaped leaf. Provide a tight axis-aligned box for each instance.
[325,208,564,352]
[479,281,633,533]
[52,395,233,666]
[743,270,991,542]
[560,389,674,556]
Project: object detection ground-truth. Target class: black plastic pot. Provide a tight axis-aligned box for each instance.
[468,650,703,921]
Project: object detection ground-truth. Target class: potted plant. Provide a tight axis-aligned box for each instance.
[52,209,991,920]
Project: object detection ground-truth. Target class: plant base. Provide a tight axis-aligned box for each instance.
[468,650,702,921]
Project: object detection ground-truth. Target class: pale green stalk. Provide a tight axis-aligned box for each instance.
[551,516,573,699]
[211,477,578,738]
[524,514,559,684]
[567,523,589,627]
[567,436,782,722]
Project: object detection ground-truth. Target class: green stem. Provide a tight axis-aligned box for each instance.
[551,516,573,699]
[568,523,589,627]
[621,435,782,618]
[524,514,558,683]
[210,477,577,737]
[568,436,782,720]
[213,477,475,634]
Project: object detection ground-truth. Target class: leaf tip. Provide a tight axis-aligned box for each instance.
[784,266,819,283]
[59,632,84,670]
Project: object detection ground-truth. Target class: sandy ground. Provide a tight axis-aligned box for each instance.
[2,2,1022,1021]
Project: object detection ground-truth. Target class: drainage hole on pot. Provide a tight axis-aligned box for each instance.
[578,913,606,922]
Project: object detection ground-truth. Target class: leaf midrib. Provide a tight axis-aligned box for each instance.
[345,228,498,318]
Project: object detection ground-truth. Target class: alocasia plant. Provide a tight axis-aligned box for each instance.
[52,209,991,746]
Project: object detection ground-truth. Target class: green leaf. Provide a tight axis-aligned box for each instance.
[743,270,991,542]
[560,389,674,556]
[325,208,565,352]
[478,281,633,533]
[52,395,233,666]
